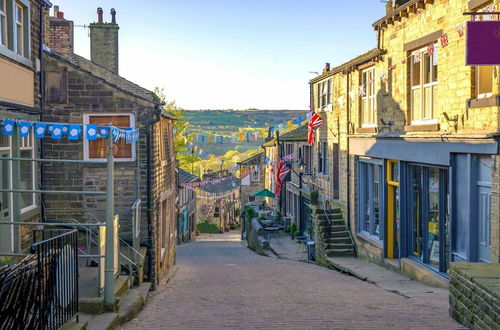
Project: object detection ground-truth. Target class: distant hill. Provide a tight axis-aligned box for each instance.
[184,110,305,131]
[183,109,306,157]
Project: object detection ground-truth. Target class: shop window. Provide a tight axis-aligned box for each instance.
[410,44,438,123]
[408,164,449,273]
[358,160,383,240]
[361,66,376,126]
[84,114,135,161]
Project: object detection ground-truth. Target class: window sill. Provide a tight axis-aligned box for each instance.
[404,123,440,132]
[0,46,33,68]
[357,232,383,248]
[468,95,500,108]
[356,127,377,134]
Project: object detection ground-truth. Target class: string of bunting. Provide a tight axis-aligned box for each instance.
[0,118,139,143]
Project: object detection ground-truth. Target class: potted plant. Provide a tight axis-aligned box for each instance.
[290,223,297,239]
[310,190,319,205]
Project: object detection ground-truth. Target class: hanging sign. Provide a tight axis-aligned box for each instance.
[466,21,500,65]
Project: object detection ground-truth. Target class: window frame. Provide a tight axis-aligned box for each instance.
[357,158,384,242]
[0,0,31,65]
[251,168,260,182]
[83,113,136,162]
[474,5,496,99]
[0,0,7,47]
[410,44,438,125]
[19,129,35,213]
[361,66,376,127]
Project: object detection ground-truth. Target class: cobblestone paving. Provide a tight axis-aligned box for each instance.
[123,232,463,329]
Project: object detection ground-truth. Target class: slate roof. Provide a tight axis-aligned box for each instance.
[280,125,307,141]
[178,168,198,184]
[199,179,240,194]
[310,48,384,84]
[238,152,264,165]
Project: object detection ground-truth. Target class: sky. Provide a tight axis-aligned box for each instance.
[55,1,386,110]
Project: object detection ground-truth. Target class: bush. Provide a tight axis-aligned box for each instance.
[244,205,256,221]
[290,222,297,233]
[229,222,240,230]
[285,225,291,233]
[293,230,301,237]
[196,221,219,233]
[258,215,266,220]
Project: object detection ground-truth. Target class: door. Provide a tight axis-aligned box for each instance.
[0,151,12,253]
[386,160,399,258]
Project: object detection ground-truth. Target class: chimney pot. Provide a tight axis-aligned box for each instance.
[110,8,116,24]
[53,5,59,14]
[325,63,331,71]
[97,7,103,23]
[56,11,64,19]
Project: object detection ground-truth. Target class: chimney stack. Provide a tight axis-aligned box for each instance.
[48,5,74,58]
[89,7,119,74]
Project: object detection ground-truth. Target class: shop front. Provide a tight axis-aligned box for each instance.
[350,137,497,278]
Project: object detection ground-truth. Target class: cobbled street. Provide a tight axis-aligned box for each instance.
[124,232,462,329]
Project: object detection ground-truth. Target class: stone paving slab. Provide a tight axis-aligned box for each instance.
[123,231,463,329]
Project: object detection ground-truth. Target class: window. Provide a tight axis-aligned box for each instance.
[361,67,376,126]
[410,45,438,123]
[161,121,172,163]
[251,169,260,182]
[84,114,136,161]
[285,143,294,156]
[358,160,383,239]
[317,79,332,109]
[0,0,6,47]
[0,0,30,62]
[14,3,23,56]
[302,145,312,174]
[20,130,35,211]
[474,6,496,98]
[318,142,328,175]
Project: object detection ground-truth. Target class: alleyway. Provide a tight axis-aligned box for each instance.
[124,232,461,329]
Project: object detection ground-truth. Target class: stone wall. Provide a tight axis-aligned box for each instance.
[247,218,270,256]
[449,262,500,329]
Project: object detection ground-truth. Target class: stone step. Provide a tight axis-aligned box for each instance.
[326,249,355,257]
[317,219,345,227]
[330,225,349,232]
[326,243,353,250]
[315,207,342,214]
[324,237,352,244]
[320,230,351,238]
[316,213,343,221]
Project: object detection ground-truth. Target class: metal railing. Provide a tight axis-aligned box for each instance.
[32,229,79,330]
[0,229,78,330]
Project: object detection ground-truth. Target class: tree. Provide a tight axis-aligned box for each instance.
[154,87,200,172]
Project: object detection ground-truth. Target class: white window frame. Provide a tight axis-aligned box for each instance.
[410,44,438,125]
[361,66,376,127]
[20,129,36,213]
[83,113,136,162]
[474,5,496,99]
[251,169,260,182]
[14,2,22,56]
[0,0,7,47]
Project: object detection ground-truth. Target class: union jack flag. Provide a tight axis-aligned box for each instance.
[307,112,324,145]
[274,160,291,196]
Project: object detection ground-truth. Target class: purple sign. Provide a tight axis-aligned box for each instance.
[466,21,500,65]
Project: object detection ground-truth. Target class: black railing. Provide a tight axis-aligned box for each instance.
[0,229,79,329]
[31,229,79,330]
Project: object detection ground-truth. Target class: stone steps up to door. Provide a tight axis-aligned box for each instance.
[311,206,356,262]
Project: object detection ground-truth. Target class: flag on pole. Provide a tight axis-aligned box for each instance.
[307,112,324,145]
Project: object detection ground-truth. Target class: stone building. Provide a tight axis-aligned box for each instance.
[42,7,177,287]
[178,168,198,243]
[280,125,313,233]
[262,138,279,208]
[196,169,239,232]
[0,0,52,253]
[310,0,500,286]
[237,152,265,206]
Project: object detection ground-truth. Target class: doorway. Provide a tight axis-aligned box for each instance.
[386,160,399,258]
[0,151,12,253]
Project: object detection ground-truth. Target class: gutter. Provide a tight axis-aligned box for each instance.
[146,108,161,285]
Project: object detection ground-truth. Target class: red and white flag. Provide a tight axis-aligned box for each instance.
[307,112,324,145]
[274,160,291,196]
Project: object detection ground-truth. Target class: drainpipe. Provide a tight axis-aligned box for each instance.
[346,70,351,231]
[146,108,161,284]
[39,1,48,222]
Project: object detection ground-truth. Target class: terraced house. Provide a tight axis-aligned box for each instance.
[310,0,499,286]
[0,0,52,252]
